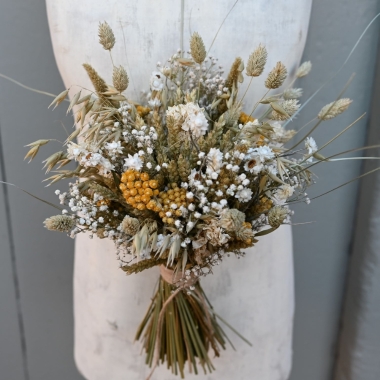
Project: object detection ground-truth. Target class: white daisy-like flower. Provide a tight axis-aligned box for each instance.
[150,71,164,91]
[252,146,275,162]
[124,153,143,171]
[183,112,208,137]
[272,184,295,205]
[105,141,123,154]
[244,160,264,174]
[235,188,253,203]
[86,153,102,166]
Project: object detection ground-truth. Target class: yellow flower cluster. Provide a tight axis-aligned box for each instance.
[157,184,191,224]
[120,170,160,211]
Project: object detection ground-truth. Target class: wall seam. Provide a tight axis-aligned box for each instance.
[0,122,30,380]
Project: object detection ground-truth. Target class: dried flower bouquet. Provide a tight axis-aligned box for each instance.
[25,21,367,379]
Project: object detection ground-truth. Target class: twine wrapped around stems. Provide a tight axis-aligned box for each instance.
[136,266,229,379]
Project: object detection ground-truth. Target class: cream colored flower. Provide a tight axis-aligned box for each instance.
[219,209,245,231]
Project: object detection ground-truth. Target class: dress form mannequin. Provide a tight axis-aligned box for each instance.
[46,1,312,379]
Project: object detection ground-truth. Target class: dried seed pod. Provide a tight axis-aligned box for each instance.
[265,61,287,89]
[318,98,352,120]
[44,215,76,232]
[271,100,300,121]
[112,65,129,93]
[246,44,267,77]
[121,216,140,236]
[190,32,206,64]
[296,61,312,78]
[83,63,108,95]
[283,88,303,100]
[98,21,115,50]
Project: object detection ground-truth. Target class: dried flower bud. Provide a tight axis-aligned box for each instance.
[236,225,254,242]
[44,215,76,232]
[268,206,288,228]
[296,61,312,78]
[246,44,267,77]
[112,65,129,93]
[271,99,300,121]
[121,216,140,235]
[318,98,352,120]
[283,88,303,100]
[98,21,115,50]
[190,32,206,64]
[219,209,245,231]
[265,62,287,89]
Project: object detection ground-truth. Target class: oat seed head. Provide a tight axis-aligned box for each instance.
[318,98,353,120]
[190,32,206,64]
[265,61,287,89]
[98,21,115,51]
[296,61,312,78]
[44,215,76,232]
[246,44,267,77]
[113,65,129,93]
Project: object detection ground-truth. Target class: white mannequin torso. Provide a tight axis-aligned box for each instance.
[46,1,312,379]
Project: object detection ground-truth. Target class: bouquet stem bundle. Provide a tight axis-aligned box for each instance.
[136,267,228,378]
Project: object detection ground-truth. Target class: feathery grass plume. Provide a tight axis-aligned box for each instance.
[271,99,300,120]
[203,116,226,151]
[98,21,115,50]
[44,215,76,232]
[318,98,353,120]
[190,32,206,64]
[296,61,312,78]
[83,63,108,95]
[283,88,303,100]
[246,44,267,77]
[223,105,241,127]
[225,57,244,89]
[88,183,120,201]
[268,206,288,228]
[220,129,235,152]
[112,65,129,93]
[177,154,191,182]
[167,160,180,184]
[265,61,287,89]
